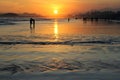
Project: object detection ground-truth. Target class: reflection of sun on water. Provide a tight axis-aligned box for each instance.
[54,20,59,41]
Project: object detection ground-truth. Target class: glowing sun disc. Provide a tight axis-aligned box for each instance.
[54,10,58,14]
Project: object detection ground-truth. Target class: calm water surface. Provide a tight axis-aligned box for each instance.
[0,19,120,42]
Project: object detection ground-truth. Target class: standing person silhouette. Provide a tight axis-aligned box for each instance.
[33,19,35,28]
[68,18,70,22]
[30,18,35,33]
[30,18,33,27]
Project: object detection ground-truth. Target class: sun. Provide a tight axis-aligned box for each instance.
[54,10,58,14]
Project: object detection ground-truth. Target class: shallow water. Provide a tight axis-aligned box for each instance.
[0,18,120,74]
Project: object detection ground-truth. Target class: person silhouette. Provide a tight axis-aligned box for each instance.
[33,19,35,28]
[30,18,33,27]
[30,18,35,33]
[68,18,70,22]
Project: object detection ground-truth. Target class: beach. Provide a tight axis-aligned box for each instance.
[0,18,120,80]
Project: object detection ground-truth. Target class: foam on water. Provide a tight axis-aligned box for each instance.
[0,18,120,74]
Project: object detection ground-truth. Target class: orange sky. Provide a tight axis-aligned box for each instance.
[0,0,120,18]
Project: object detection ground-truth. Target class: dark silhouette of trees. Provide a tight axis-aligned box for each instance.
[75,10,120,21]
[0,13,42,17]
[0,13,19,17]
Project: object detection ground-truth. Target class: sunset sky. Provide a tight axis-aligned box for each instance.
[0,0,120,18]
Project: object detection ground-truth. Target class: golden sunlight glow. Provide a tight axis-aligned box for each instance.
[54,10,58,14]
[54,20,59,41]
[0,0,120,18]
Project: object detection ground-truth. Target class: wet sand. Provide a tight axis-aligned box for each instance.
[0,19,120,80]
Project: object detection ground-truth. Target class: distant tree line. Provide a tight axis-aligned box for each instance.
[0,13,42,17]
[75,10,120,20]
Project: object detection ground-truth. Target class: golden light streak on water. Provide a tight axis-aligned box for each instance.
[54,20,59,41]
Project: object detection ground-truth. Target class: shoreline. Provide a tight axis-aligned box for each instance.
[0,72,120,80]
